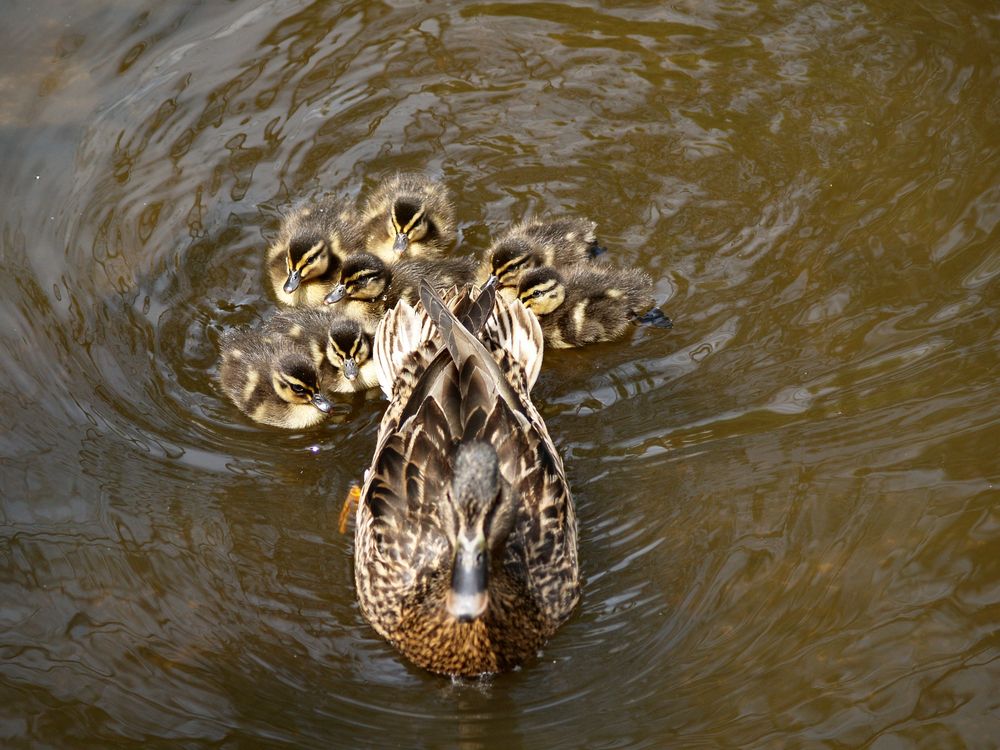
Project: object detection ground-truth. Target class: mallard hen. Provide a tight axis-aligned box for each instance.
[354,281,579,676]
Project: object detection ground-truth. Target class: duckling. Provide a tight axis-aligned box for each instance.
[486,217,606,298]
[266,198,363,307]
[359,173,456,261]
[217,328,334,428]
[323,251,477,327]
[326,316,379,391]
[262,309,378,393]
[517,265,671,348]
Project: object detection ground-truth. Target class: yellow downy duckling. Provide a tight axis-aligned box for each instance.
[359,173,456,261]
[485,216,605,298]
[323,251,477,328]
[263,309,378,393]
[325,316,379,391]
[517,265,671,348]
[266,198,363,307]
[217,328,334,428]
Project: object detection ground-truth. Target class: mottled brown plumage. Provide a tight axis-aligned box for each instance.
[354,282,578,676]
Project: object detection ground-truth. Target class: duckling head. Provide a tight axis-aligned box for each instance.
[389,198,432,255]
[324,252,390,304]
[517,266,566,315]
[326,317,372,381]
[488,238,538,289]
[442,441,516,622]
[271,354,333,414]
[284,234,339,294]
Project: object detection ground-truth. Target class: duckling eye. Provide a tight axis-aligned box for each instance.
[531,289,544,299]
[290,383,307,395]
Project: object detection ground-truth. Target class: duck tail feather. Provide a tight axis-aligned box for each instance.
[484,296,545,391]
[374,299,432,399]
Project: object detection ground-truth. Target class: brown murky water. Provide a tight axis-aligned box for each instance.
[2,1,999,747]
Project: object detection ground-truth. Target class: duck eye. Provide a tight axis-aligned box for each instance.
[290,383,306,395]
[532,290,544,299]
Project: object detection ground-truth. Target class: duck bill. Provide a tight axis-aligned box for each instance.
[447,538,489,622]
[311,393,333,413]
[392,232,409,255]
[283,270,302,294]
[324,284,347,304]
[343,358,359,381]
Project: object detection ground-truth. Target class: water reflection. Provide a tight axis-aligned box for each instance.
[1,0,998,746]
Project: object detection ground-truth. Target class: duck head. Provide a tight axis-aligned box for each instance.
[441,441,517,622]
[271,354,332,414]
[324,252,390,304]
[517,266,566,315]
[284,234,340,294]
[326,317,372,381]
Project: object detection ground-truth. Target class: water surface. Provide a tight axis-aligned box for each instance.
[1,1,999,747]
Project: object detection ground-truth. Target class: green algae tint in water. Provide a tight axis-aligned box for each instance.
[1,1,999,747]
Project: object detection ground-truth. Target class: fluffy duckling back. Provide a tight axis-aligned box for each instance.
[323,251,477,327]
[262,309,378,393]
[517,265,668,348]
[486,217,604,296]
[217,328,334,428]
[359,173,456,261]
[266,198,362,307]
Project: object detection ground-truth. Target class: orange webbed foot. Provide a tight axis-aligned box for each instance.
[338,483,361,534]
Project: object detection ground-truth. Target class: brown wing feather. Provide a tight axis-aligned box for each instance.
[357,280,578,645]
